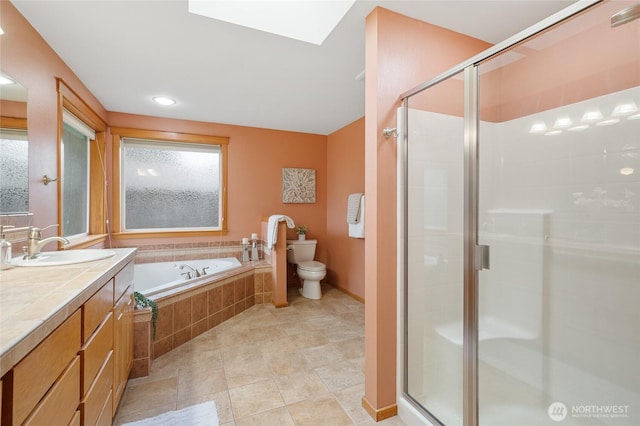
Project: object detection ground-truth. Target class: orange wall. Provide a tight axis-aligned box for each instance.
[326,117,365,300]
[108,112,328,248]
[0,100,28,119]
[480,1,640,122]
[1,1,328,251]
[0,1,108,230]
[363,7,491,413]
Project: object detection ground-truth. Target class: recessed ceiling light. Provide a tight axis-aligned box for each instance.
[0,76,15,85]
[188,0,356,45]
[619,167,634,176]
[582,110,603,122]
[612,101,639,116]
[553,117,572,128]
[545,130,563,136]
[529,122,547,133]
[152,96,176,106]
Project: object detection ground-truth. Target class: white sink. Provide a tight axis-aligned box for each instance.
[11,249,116,267]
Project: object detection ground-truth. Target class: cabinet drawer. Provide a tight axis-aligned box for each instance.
[96,390,113,426]
[80,350,113,426]
[23,356,80,426]
[12,310,81,426]
[83,280,114,341]
[80,311,113,396]
[114,261,134,303]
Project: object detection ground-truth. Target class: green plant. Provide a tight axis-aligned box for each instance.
[134,291,158,339]
[296,225,307,235]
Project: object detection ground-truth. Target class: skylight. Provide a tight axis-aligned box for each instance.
[188,0,356,45]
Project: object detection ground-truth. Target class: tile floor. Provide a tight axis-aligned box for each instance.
[114,284,407,425]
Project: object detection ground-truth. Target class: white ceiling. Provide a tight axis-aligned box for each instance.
[11,0,577,135]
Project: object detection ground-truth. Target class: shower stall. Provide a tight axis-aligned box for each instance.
[398,1,639,425]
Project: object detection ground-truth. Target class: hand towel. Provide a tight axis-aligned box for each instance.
[347,193,363,224]
[267,214,295,250]
[348,195,365,238]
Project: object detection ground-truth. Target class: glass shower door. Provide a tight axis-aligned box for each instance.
[405,74,466,425]
[476,2,640,425]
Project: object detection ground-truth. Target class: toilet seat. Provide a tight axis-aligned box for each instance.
[297,260,325,272]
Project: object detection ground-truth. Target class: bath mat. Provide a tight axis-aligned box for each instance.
[121,401,218,426]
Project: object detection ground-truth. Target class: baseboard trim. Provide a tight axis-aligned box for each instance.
[332,283,365,304]
[362,396,398,422]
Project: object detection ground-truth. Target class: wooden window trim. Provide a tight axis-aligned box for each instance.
[111,127,229,239]
[0,117,28,130]
[56,78,108,245]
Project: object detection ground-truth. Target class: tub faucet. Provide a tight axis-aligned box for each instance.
[25,225,70,259]
[180,264,200,278]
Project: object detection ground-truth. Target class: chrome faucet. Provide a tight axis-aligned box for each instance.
[25,225,70,259]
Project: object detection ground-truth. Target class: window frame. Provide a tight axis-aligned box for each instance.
[111,127,229,239]
[61,115,92,240]
[56,78,108,248]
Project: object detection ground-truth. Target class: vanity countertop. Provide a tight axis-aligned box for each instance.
[0,247,137,377]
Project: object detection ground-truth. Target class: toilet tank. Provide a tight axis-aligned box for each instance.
[286,239,317,264]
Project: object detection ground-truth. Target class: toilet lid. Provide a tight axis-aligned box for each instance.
[298,260,325,271]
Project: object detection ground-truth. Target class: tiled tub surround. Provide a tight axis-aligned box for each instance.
[125,240,266,264]
[132,307,153,378]
[148,264,273,359]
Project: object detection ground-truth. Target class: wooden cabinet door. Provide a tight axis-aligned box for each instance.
[112,285,134,415]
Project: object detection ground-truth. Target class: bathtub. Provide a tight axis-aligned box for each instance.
[134,257,242,297]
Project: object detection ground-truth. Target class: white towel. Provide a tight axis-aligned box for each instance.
[348,195,365,238]
[347,193,363,224]
[267,214,295,250]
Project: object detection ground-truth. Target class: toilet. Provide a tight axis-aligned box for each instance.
[286,239,326,299]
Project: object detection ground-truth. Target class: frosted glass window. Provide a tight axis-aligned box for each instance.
[0,128,29,213]
[122,139,222,230]
[61,122,89,238]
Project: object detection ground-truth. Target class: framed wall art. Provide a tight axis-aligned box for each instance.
[282,168,316,203]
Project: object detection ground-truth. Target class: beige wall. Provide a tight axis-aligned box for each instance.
[325,117,365,300]
[363,7,491,414]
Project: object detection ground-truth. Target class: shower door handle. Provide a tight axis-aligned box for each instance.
[475,245,490,270]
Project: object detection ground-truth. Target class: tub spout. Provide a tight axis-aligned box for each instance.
[180,264,200,277]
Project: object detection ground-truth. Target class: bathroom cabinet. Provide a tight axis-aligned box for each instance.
[113,273,134,415]
[80,279,114,425]
[0,252,135,425]
[8,310,81,425]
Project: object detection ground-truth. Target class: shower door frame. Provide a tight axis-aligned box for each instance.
[398,1,602,425]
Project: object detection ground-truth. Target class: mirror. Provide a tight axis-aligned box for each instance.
[0,70,29,213]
